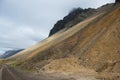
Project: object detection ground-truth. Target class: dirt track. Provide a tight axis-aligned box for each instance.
[0,65,39,80]
[0,64,120,80]
[0,64,100,80]
[0,65,77,80]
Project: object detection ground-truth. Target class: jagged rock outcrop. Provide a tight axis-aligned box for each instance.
[116,0,120,3]
[49,8,96,36]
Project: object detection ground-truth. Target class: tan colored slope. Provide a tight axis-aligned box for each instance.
[78,8,120,73]
[8,11,102,61]
[6,5,114,61]
[15,5,120,73]
[8,4,115,61]
[41,56,96,73]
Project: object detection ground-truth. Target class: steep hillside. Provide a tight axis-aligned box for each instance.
[3,4,119,76]
[8,4,113,60]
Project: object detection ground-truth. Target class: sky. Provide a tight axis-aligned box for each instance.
[0,0,114,54]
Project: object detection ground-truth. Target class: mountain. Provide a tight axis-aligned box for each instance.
[49,3,117,37]
[49,8,96,36]
[0,3,120,80]
[0,49,23,58]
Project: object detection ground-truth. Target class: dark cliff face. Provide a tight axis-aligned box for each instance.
[116,0,120,3]
[49,8,96,36]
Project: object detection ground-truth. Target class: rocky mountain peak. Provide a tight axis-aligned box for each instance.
[49,8,96,36]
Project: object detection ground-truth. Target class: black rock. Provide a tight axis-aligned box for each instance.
[49,8,96,36]
[116,0,120,3]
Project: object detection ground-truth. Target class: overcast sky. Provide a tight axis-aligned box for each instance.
[0,0,114,54]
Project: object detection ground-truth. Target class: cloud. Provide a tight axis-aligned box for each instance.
[0,0,115,53]
[0,17,43,50]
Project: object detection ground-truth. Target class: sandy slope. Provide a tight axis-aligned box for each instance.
[3,4,119,73]
[8,14,101,60]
